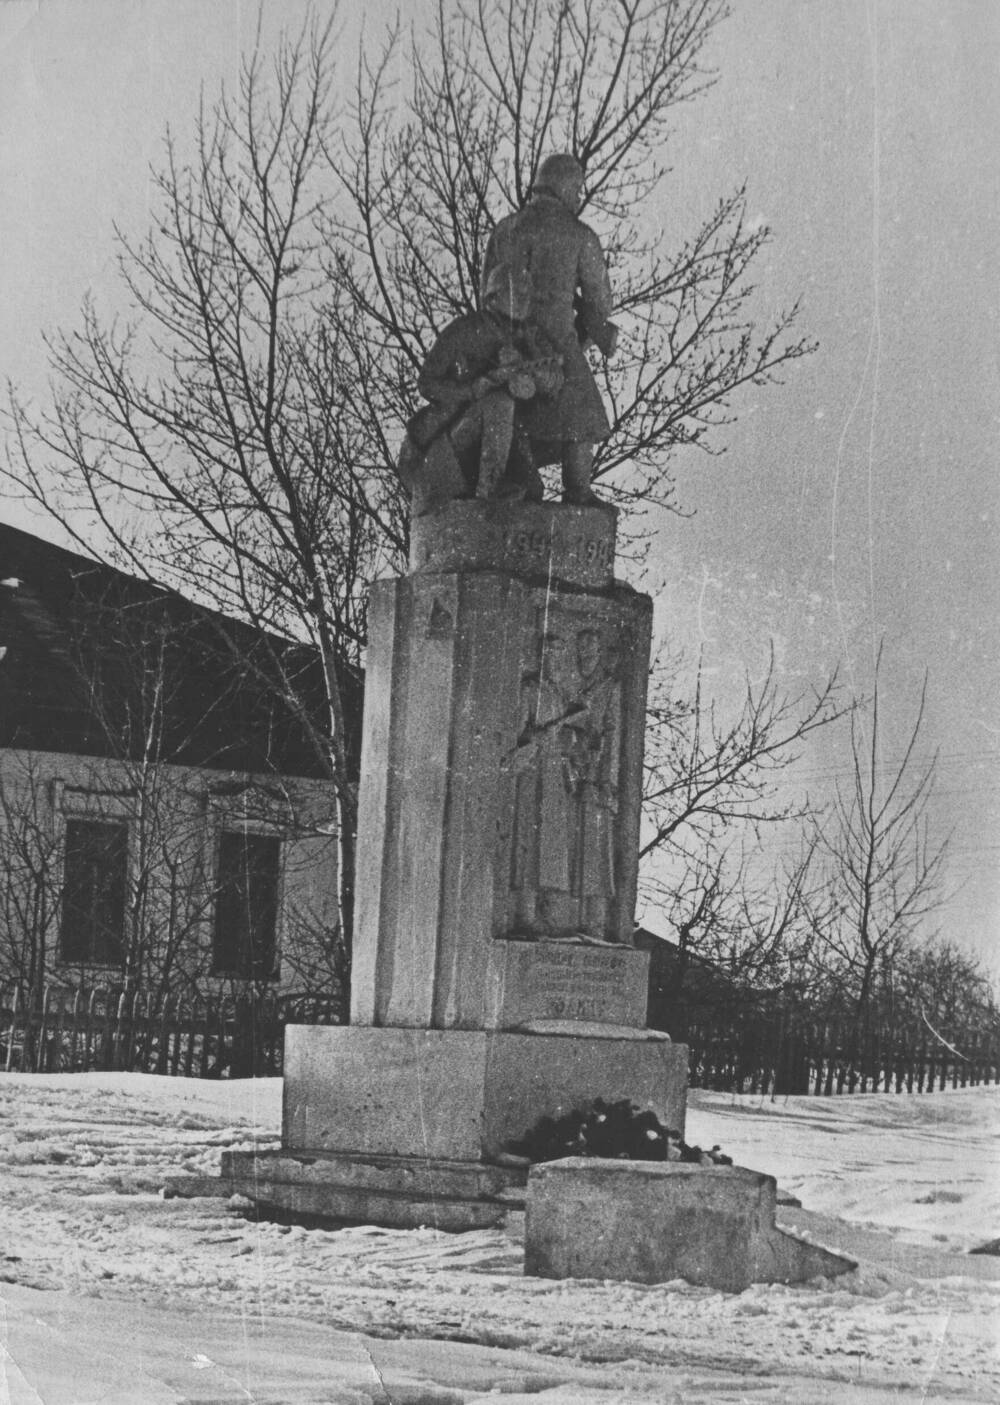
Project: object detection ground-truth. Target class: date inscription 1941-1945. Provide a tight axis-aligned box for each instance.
[502,531,613,570]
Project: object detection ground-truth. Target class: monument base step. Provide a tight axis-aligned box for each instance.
[184,1148,530,1232]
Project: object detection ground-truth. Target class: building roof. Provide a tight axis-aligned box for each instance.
[635,925,783,1019]
[0,522,332,779]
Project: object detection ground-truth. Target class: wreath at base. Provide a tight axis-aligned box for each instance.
[505,1098,733,1166]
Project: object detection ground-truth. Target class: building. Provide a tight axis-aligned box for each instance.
[0,522,343,998]
[635,926,766,1033]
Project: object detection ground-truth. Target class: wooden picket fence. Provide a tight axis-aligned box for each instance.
[0,983,343,1079]
[675,1006,1000,1097]
[4,982,998,1095]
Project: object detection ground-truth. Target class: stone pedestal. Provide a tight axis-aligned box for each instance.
[222,501,688,1229]
[351,503,652,1030]
[221,1022,686,1231]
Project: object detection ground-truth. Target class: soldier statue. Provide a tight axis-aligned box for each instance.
[480,152,618,506]
[398,266,563,518]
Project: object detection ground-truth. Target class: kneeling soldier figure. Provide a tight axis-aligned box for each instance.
[398,265,563,518]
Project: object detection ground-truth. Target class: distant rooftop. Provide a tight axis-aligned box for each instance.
[0,522,333,779]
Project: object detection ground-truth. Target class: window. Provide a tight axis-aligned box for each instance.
[60,819,128,966]
[212,831,281,981]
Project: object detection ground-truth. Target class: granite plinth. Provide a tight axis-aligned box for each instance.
[281,1024,688,1162]
[484,939,648,1028]
[409,499,617,590]
[524,1159,856,1292]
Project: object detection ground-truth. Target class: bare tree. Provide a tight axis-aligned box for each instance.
[0,750,213,1002]
[0,757,62,994]
[809,645,951,1020]
[892,939,998,1034]
[638,647,844,996]
[4,4,815,983]
[330,0,814,514]
[648,836,829,1007]
[5,19,389,963]
[642,647,843,866]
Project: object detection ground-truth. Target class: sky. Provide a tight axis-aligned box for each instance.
[0,0,997,966]
[655,0,1000,970]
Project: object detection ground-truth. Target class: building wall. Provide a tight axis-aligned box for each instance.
[0,747,339,996]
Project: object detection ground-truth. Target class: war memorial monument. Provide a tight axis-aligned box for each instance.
[218,155,852,1290]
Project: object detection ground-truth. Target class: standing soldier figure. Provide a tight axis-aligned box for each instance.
[481,153,618,506]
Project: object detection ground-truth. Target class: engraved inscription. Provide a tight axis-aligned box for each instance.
[501,530,613,571]
[489,939,647,1029]
[534,947,630,1021]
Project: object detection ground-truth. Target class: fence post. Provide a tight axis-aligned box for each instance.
[971,1032,982,1086]
[181,998,199,1078]
[111,991,127,1071]
[51,988,70,1072]
[154,993,170,1075]
[198,996,217,1079]
[218,996,234,1079]
[67,989,81,1071]
[3,984,19,1072]
[169,996,184,1075]
[22,987,40,1073]
[264,994,282,1076]
[137,991,153,1073]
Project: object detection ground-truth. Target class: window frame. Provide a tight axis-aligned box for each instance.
[210,823,285,983]
[53,783,132,971]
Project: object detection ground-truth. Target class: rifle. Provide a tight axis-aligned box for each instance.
[505,702,588,770]
[406,353,563,453]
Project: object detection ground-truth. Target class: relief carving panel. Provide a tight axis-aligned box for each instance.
[508,607,627,940]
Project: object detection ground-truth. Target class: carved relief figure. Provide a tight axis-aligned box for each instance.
[510,632,580,935]
[509,620,623,940]
[481,153,618,506]
[567,629,621,938]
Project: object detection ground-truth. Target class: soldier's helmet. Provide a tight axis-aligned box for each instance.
[532,153,585,212]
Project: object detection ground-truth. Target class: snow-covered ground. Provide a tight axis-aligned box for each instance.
[1,1073,998,1403]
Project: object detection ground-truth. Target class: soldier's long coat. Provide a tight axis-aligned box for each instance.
[482,193,615,455]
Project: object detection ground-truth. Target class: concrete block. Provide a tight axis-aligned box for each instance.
[282,1025,490,1159]
[282,1024,688,1161]
[524,1158,855,1292]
